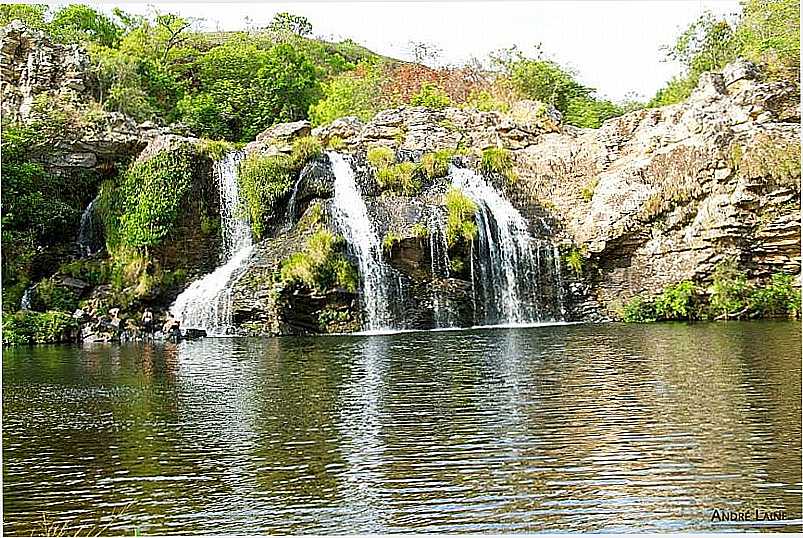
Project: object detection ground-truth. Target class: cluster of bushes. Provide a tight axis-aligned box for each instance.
[2,310,78,345]
[622,260,800,322]
[279,229,358,293]
[481,147,517,184]
[238,136,322,239]
[444,188,478,248]
[649,0,799,107]
[0,125,98,298]
[367,147,459,196]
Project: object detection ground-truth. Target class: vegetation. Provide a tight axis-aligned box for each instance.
[419,149,455,179]
[444,188,478,247]
[2,310,78,345]
[366,146,395,169]
[376,162,420,195]
[564,247,584,276]
[1,125,96,294]
[410,82,451,109]
[480,147,517,184]
[382,231,402,253]
[237,137,322,239]
[411,222,429,239]
[280,229,358,293]
[649,0,800,107]
[622,260,800,322]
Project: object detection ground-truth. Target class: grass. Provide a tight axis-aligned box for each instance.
[280,229,358,293]
[481,147,517,184]
[444,187,478,247]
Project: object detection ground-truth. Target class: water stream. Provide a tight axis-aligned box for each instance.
[170,151,253,335]
[328,152,392,332]
[450,166,564,325]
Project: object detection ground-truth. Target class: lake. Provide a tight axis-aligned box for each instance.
[3,322,801,534]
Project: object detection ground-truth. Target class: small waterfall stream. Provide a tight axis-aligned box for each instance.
[450,166,564,325]
[328,152,393,332]
[77,194,103,257]
[170,151,253,335]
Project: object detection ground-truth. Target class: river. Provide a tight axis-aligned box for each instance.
[3,321,801,534]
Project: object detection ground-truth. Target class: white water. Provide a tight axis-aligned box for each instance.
[170,151,253,335]
[77,194,102,257]
[450,166,562,325]
[328,152,391,332]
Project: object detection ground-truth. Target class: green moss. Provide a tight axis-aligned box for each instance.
[103,144,197,251]
[198,138,234,161]
[580,178,598,202]
[449,257,465,273]
[298,201,324,230]
[419,149,455,180]
[382,231,402,253]
[367,146,395,169]
[481,147,517,184]
[280,229,358,293]
[376,162,420,195]
[411,222,429,239]
[238,153,295,239]
[444,187,478,247]
[2,310,78,345]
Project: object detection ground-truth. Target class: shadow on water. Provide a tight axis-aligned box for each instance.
[3,322,801,534]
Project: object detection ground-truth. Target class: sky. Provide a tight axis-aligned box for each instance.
[66,1,742,101]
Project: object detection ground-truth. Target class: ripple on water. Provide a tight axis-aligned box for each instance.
[2,322,801,534]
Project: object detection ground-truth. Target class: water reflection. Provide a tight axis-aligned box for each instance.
[3,322,801,534]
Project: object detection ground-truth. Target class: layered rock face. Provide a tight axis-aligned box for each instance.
[0,22,173,178]
[234,60,799,327]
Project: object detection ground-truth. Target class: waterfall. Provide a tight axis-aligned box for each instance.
[170,151,253,335]
[19,286,33,310]
[450,166,564,325]
[77,194,103,257]
[328,152,392,332]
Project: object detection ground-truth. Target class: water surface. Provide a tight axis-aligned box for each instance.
[3,322,801,534]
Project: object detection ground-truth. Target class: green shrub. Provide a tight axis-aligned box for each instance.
[327,136,345,150]
[709,259,750,319]
[291,136,323,166]
[280,229,358,293]
[376,162,420,195]
[480,147,517,183]
[419,149,455,179]
[464,89,510,112]
[308,62,385,126]
[410,82,451,109]
[654,281,699,320]
[749,273,801,318]
[102,144,197,251]
[564,247,584,276]
[366,146,395,169]
[411,222,429,238]
[238,153,296,239]
[450,257,466,273]
[444,187,478,247]
[33,279,80,313]
[198,139,234,161]
[3,310,78,345]
[622,295,657,322]
[382,231,402,253]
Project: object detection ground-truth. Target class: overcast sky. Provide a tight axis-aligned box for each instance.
[78,1,741,101]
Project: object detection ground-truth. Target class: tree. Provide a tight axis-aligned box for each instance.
[266,12,312,37]
[154,12,194,63]
[0,3,48,29]
[48,4,122,47]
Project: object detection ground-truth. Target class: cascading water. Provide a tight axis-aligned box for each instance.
[170,151,253,335]
[77,194,103,257]
[449,166,564,325]
[328,152,393,332]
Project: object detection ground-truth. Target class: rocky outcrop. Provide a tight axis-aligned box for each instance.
[1,22,177,180]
